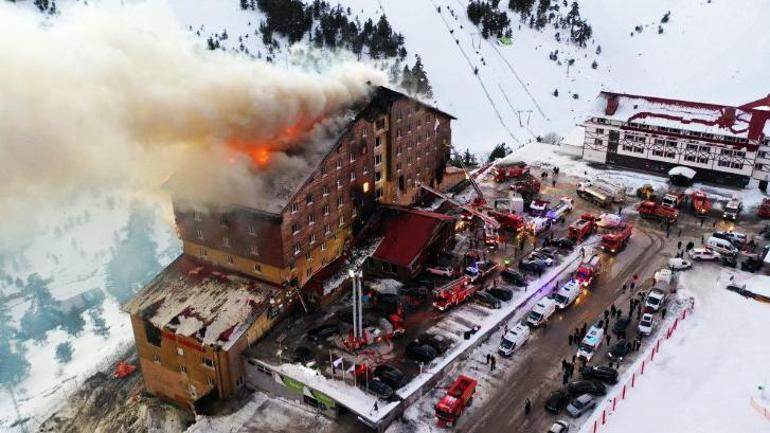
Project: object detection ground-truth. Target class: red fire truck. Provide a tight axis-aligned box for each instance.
[637,200,679,223]
[601,223,632,253]
[758,198,770,218]
[432,277,478,311]
[568,213,597,242]
[489,210,525,232]
[493,162,529,182]
[510,177,541,196]
[435,375,478,427]
[661,191,685,209]
[575,254,602,288]
[690,191,712,216]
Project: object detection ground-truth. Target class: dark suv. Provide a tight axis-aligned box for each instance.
[501,267,526,286]
[567,380,607,397]
[418,333,453,354]
[581,365,618,384]
[374,364,408,390]
[306,323,340,342]
[405,341,438,363]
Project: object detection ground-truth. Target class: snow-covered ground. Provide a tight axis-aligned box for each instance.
[592,266,770,433]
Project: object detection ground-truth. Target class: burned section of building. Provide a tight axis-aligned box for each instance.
[581,91,770,188]
[125,86,456,409]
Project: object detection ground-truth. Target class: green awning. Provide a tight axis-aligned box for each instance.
[311,389,336,409]
[281,375,304,394]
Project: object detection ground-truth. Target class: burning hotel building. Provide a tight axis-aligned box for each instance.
[125,86,455,408]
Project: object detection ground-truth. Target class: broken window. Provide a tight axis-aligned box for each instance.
[144,321,162,347]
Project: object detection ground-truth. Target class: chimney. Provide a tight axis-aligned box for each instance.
[605,94,619,116]
[723,107,736,126]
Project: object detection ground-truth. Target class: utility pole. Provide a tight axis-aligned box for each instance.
[8,385,29,433]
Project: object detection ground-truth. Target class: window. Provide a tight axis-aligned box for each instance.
[226,255,234,264]
[307,213,316,225]
[293,244,301,255]
[180,365,188,374]
[350,171,356,182]
[305,251,311,261]
[321,185,330,196]
[153,353,160,363]
[323,205,330,216]
[336,159,342,169]
[236,376,244,387]
[362,127,368,138]
[321,242,327,251]
[248,224,257,235]
[338,215,344,226]
[193,211,202,222]
[363,181,370,193]
[336,178,343,189]
[349,152,356,163]
[376,118,385,130]
[289,262,295,271]
[208,377,216,387]
[375,171,382,182]
[324,224,331,235]
[291,202,299,213]
[375,154,383,165]
[196,228,204,240]
[397,146,402,155]
[396,110,402,121]
[337,196,344,208]
[306,267,313,277]
[177,347,184,356]
[396,128,402,139]
[202,357,214,368]
[375,188,383,199]
[594,138,603,146]
[222,236,230,248]
[306,193,313,205]
[309,233,317,244]
[253,263,262,273]
[596,128,605,134]
[375,136,382,147]
[291,223,300,234]
[320,164,327,176]
[250,244,259,256]
[396,162,402,172]
[199,247,208,257]
[756,163,764,170]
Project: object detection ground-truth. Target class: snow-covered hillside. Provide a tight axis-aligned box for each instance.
[163,0,770,156]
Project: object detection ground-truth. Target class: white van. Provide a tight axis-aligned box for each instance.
[653,268,672,287]
[498,323,531,357]
[577,324,604,361]
[528,216,552,235]
[706,236,739,256]
[527,298,557,327]
[552,280,580,310]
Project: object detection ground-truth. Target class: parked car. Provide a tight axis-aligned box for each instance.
[374,364,408,390]
[520,257,548,273]
[399,284,429,298]
[418,333,453,354]
[638,313,654,336]
[712,231,747,248]
[474,291,502,309]
[488,287,513,301]
[501,267,526,286]
[292,346,314,364]
[547,420,571,433]
[535,246,560,259]
[529,251,555,266]
[668,257,692,271]
[364,379,394,401]
[644,289,667,312]
[721,255,737,268]
[498,323,531,357]
[611,317,631,334]
[427,266,455,277]
[608,340,632,361]
[566,380,607,397]
[551,238,576,250]
[544,389,571,414]
[581,365,618,384]
[307,323,340,342]
[689,248,721,261]
[741,257,763,272]
[405,341,438,363]
[566,394,597,418]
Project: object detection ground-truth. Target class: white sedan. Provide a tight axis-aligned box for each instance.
[638,313,654,336]
[688,248,721,261]
[668,257,692,270]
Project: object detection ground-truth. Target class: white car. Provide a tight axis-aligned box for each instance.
[548,420,571,433]
[668,257,692,271]
[644,289,666,312]
[688,248,721,261]
[596,213,622,228]
[427,266,455,277]
[638,313,654,336]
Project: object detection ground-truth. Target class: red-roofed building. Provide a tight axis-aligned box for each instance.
[366,206,456,280]
[582,91,770,188]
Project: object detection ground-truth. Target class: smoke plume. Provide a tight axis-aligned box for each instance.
[0,1,386,244]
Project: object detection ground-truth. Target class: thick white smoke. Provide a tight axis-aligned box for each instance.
[0,1,386,246]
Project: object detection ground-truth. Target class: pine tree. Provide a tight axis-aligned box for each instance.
[488,143,511,161]
[462,149,479,167]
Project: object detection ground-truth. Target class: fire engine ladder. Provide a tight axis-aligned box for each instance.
[459,160,485,202]
[417,182,501,230]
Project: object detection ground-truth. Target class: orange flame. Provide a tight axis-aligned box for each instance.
[224,117,319,168]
